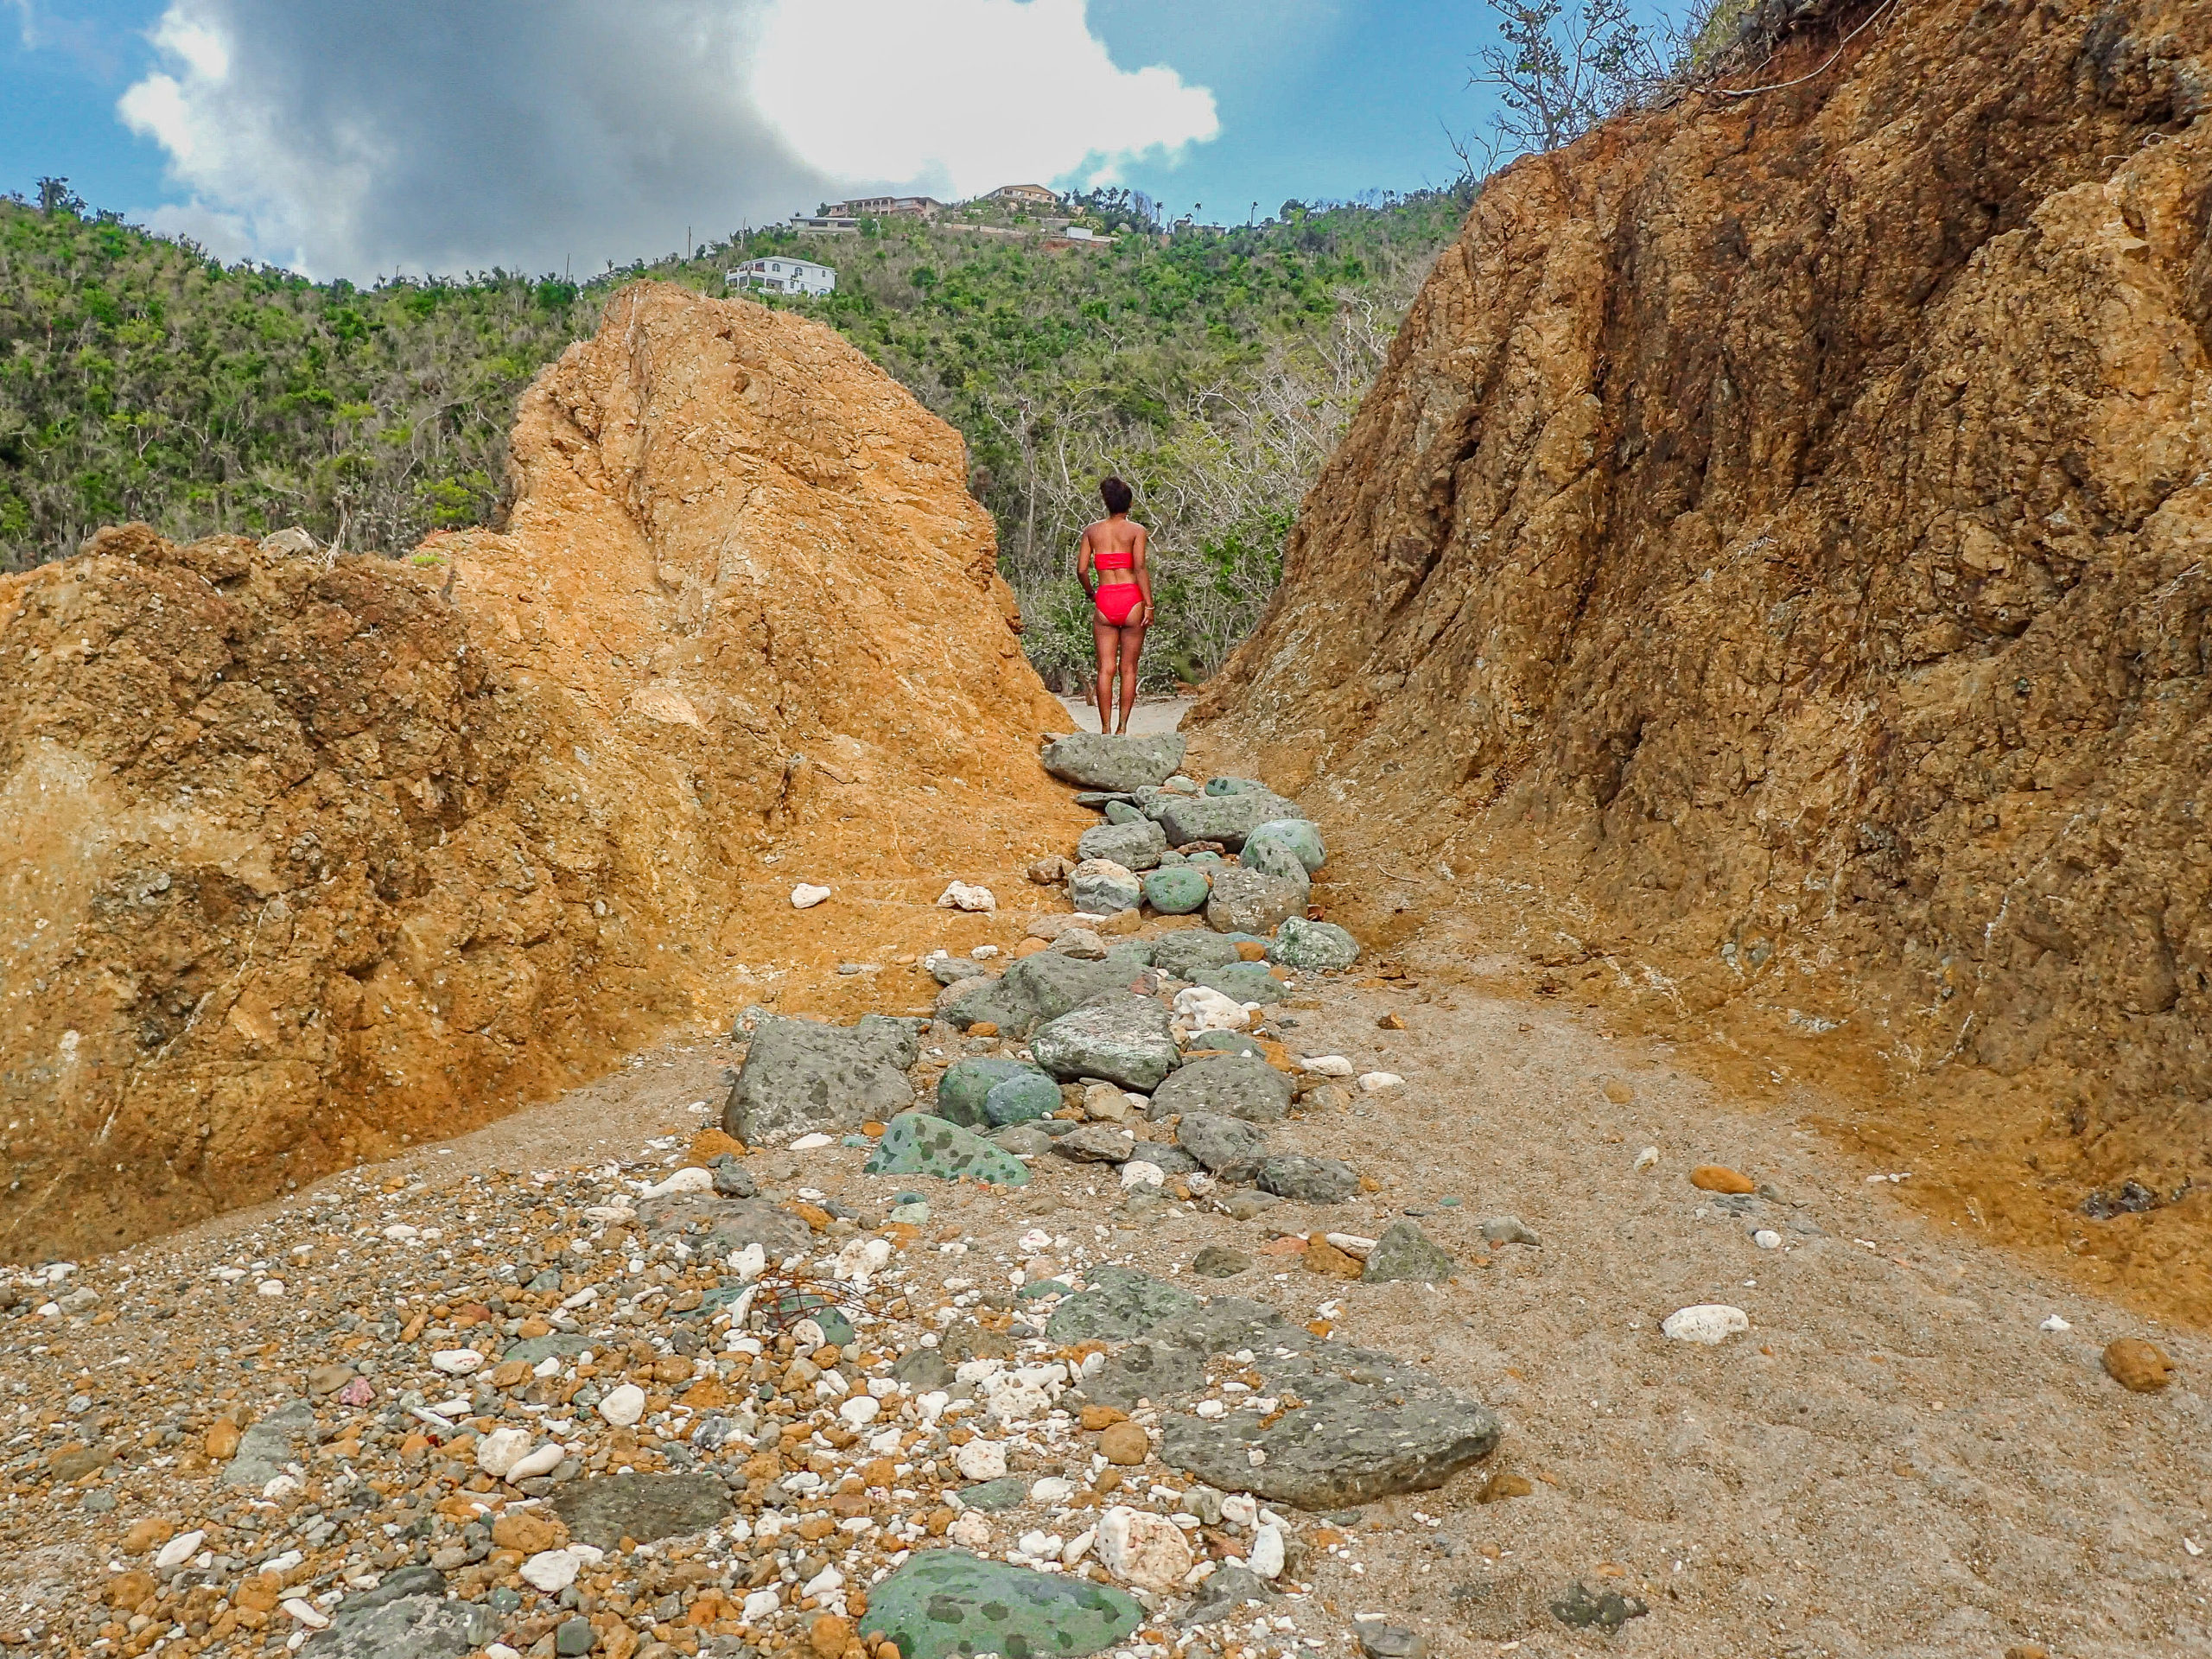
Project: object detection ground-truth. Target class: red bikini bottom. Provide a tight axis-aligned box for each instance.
[1095,583,1144,626]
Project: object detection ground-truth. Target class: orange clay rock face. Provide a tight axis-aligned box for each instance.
[1193,4,2212,1200]
[0,281,1081,1261]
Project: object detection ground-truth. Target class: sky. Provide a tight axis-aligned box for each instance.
[1,0,1649,281]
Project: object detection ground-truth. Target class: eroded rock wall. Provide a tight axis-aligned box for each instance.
[1195,0,2212,1192]
[0,282,1079,1260]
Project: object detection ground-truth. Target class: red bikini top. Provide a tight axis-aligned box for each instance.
[1094,549,1134,570]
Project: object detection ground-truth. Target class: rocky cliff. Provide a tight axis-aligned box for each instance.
[0,282,1081,1261]
[1195,1,2212,1239]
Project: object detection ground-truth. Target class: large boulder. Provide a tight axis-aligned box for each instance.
[1152,931,1246,980]
[1244,819,1326,874]
[1046,1265,1200,1341]
[1238,835,1313,896]
[1031,994,1180,1091]
[1205,869,1307,935]
[1158,791,1307,849]
[1042,732,1188,791]
[935,1057,1042,1127]
[1192,962,1290,1006]
[722,1014,923,1143]
[864,1112,1032,1185]
[1078,818,1169,871]
[553,1473,730,1548]
[1149,1057,1294,1123]
[943,952,1134,1037]
[1270,918,1360,971]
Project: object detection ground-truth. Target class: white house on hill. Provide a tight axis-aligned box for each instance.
[728,257,836,297]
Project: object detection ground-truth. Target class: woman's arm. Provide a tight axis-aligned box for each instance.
[1077,524,1096,601]
[1135,525,1154,623]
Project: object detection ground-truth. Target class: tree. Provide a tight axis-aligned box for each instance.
[35,176,86,216]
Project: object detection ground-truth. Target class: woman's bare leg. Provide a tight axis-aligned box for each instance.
[1116,621,1144,734]
[1092,615,1119,731]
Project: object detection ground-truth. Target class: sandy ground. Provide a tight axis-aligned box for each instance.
[138,954,2211,1657]
[1056,696,1194,736]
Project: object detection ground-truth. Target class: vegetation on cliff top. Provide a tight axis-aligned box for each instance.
[0,191,1462,685]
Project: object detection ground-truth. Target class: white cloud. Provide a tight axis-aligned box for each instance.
[749,0,1217,200]
[111,0,1218,281]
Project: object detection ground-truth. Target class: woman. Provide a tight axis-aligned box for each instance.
[1077,476,1154,735]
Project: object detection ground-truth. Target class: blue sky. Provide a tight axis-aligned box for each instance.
[0,1,1667,278]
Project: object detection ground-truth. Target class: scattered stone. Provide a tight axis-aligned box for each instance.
[1204,776,1266,795]
[1258,1154,1360,1203]
[982,1070,1065,1128]
[1244,818,1326,874]
[1027,854,1072,884]
[938,881,996,912]
[1357,1071,1404,1093]
[2081,1180,2162,1219]
[1376,1011,1407,1031]
[723,1012,922,1143]
[944,952,1135,1038]
[553,1473,730,1548]
[791,883,832,909]
[1480,1216,1541,1248]
[1662,1304,1751,1344]
[225,1399,314,1490]
[1186,1031,1268,1058]
[1083,1082,1136,1121]
[893,1348,957,1391]
[1549,1581,1649,1634]
[860,1548,1144,1659]
[1238,834,1313,894]
[1192,1243,1253,1278]
[1052,926,1109,960]
[1046,1265,1199,1341]
[305,1566,497,1658]
[1180,1562,1277,1625]
[2103,1338,2175,1392]
[955,1476,1028,1511]
[1142,866,1213,914]
[1218,1191,1281,1220]
[1054,1123,1138,1164]
[1159,791,1306,850]
[1303,1235,1363,1279]
[1096,1504,1192,1591]
[1070,858,1143,914]
[1078,818,1168,872]
[1154,931,1246,979]
[598,1382,647,1427]
[1691,1164,1757,1194]
[865,1113,1033,1186]
[1042,731,1188,791]
[1175,1112,1268,1177]
[1193,961,1290,1006]
[1205,868,1309,935]
[1362,1220,1455,1283]
[1353,1622,1427,1659]
[1031,995,1180,1091]
[1173,985,1251,1033]
[1270,918,1359,971]
[1149,1055,1294,1122]
[934,1058,1041,1128]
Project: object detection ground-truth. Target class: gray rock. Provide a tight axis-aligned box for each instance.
[226,1400,315,1489]
[1174,1111,1268,1175]
[1192,962,1290,1006]
[1245,819,1326,874]
[1269,918,1360,972]
[982,1070,1064,1128]
[1103,799,1145,825]
[935,976,994,1019]
[504,1333,591,1364]
[944,953,1135,1038]
[956,1477,1030,1511]
[1158,1328,1502,1508]
[993,1124,1055,1156]
[553,1472,731,1548]
[1549,1582,1649,1634]
[1354,1623,1427,1659]
[1191,1243,1252,1278]
[1075,791,1138,809]
[635,1193,811,1256]
[1217,1191,1281,1220]
[307,1567,493,1658]
[1204,776,1268,797]
[928,953,988,986]
[1069,859,1142,915]
[723,1014,923,1143]
[1053,1123,1137,1163]
[1205,869,1308,936]
[864,1114,1032,1186]
[1239,835,1313,896]
[1042,732,1187,791]
[937,1058,1045,1128]
[1078,819,1168,872]
[1180,1563,1278,1626]
[893,1348,956,1391]
[1152,931,1245,980]
[1032,994,1179,1090]
[1080,1338,1208,1411]
[1150,1056,1294,1123]
[1144,1144,1202,1178]
[861,1548,1144,1659]
[1158,791,1306,850]
[1141,866,1212,915]
[1361,1220,1455,1283]
[1481,1216,1541,1248]
[1045,1264,1200,1342]
[1258,1154,1359,1203]
[708,1158,758,1198]
[1184,1031,1268,1059]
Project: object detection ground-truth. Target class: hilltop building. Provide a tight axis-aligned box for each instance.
[986,184,1061,210]
[728,257,837,296]
[822,195,943,219]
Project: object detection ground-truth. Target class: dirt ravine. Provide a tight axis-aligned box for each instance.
[1192,0,2212,1323]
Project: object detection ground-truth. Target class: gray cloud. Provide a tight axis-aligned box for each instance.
[122,0,842,279]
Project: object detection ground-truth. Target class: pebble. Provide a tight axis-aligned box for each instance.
[597,1381,647,1425]
[1099,1421,1152,1465]
[1633,1146,1660,1171]
[938,880,996,911]
[2103,1338,2175,1392]
[1300,1054,1355,1077]
[791,882,833,908]
[1691,1164,1756,1194]
[1357,1071,1404,1093]
[1096,1503,1193,1591]
[1753,1228,1783,1249]
[1662,1304,1751,1344]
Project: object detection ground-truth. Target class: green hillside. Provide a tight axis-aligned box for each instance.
[0,191,1465,684]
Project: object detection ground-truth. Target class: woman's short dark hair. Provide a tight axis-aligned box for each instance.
[1100,476,1133,516]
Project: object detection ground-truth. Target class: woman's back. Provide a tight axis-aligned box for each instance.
[1086,517,1143,573]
